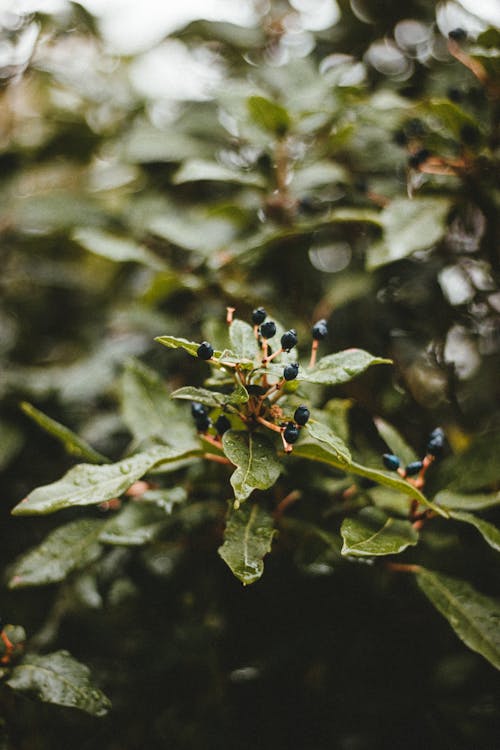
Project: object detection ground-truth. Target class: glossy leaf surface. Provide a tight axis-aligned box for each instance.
[218,501,275,585]
[222,430,281,505]
[340,507,418,557]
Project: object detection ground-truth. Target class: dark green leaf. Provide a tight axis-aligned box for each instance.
[340,507,418,557]
[72,228,165,270]
[449,511,500,552]
[434,490,500,511]
[7,651,111,716]
[11,446,199,516]
[374,417,417,466]
[8,519,103,588]
[173,159,265,187]
[218,501,276,585]
[247,95,291,135]
[100,503,169,546]
[21,402,108,464]
[417,569,500,671]
[222,430,281,506]
[295,421,351,468]
[171,384,249,408]
[301,349,391,385]
[432,431,500,492]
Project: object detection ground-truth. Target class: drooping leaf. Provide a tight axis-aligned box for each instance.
[121,359,196,449]
[247,95,291,135]
[99,503,169,546]
[367,197,451,269]
[171,384,248,408]
[218,501,276,585]
[7,651,111,716]
[340,507,418,557]
[20,402,108,464]
[72,227,165,270]
[348,461,444,514]
[155,335,251,369]
[11,446,199,516]
[229,319,259,359]
[417,569,500,671]
[301,349,391,386]
[434,490,500,511]
[8,519,103,588]
[449,511,500,552]
[222,430,281,505]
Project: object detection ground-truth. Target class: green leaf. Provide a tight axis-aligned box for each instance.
[121,359,196,449]
[297,421,351,468]
[301,349,391,385]
[425,99,481,139]
[340,507,418,557]
[72,227,165,270]
[229,319,259,359]
[374,417,417,466]
[218,502,276,585]
[155,336,250,369]
[247,95,291,135]
[449,511,500,552]
[7,651,111,716]
[434,490,500,511]
[99,503,169,546]
[173,159,265,187]
[348,461,443,514]
[222,430,281,505]
[20,402,108,464]
[8,519,103,588]
[433,431,500,493]
[417,569,500,671]
[367,198,451,269]
[171,384,249,408]
[11,446,199,516]
[0,420,23,470]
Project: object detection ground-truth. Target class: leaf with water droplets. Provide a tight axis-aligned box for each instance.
[11,445,200,516]
[417,569,500,671]
[7,650,111,716]
[218,502,276,585]
[171,384,249,408]
[228,319,259,359]
[8,519,103,588]
[222,430,281,505]
[341,507,418,557]
[99,502,170,546]
[301,349,391,386]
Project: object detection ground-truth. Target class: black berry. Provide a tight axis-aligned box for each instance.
[283,362,299,381]
[408,149,431,168]
[312,319,328,341]
[252,307,267,325]
[427,427,445,456]
[260,320,277,339]
[194,413,211,433]
[448,28,467,42]
[460,124,480,146]
[281,329,298,352]
[214,415,231,435]
[293,405,310,426]
[393,130,408,147]
[283,422,300,444]
[447,87,463,103]
[197,341,214,360]
[405,460,423,476]
[383,453,401,472]
[191,402,208,418]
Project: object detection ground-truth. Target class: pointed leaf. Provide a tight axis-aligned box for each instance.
[374,417,417,466]
[72,227,165,270]
[434,490,500,511]
[11,446,199,516]
[171,384,249,408]
[20,402,108,464]
[450,511,500,552]
[340,507,418,557]
[229,319,259,359]
[301,349,391,386]
[7,651,111,716]
[222,430,281,505]
[417,569,500,671]
[218,502,276,585]
[8,519,103,588]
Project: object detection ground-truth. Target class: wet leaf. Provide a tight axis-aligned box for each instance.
[7,651,111,716]
[100,503,169,546]
[340,507,418,557]
[171,384,249,408]
[301,349,391,385]
[295,421,351,469]
[229,319,259,359]
[417,569,500,671]
[9,519,103,588]
[218,501,276,585]
[222,430,281,505]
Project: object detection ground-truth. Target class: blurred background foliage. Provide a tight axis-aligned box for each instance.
[1,0,500,747]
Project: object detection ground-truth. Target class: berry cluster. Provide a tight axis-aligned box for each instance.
[190,307,328,452]
[382,427,445,489]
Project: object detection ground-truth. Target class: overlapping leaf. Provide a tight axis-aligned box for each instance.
[341,507,418,557]
[222,430,281,506]
[218,501,276,585]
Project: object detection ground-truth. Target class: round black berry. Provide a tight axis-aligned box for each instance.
[283,422,300,444]
[448,28,467,42]
[194,413,211,433]
[191,402,208,418]
[197,341,214,360]
[312,319,328,341]
[427,427,445,456]
[283,362,299,381]
[281,329,298,352]
[405,460,423,477]
[252,307,267,325]
[260,320,277,339]
[293,405,310,426]
[408,149,431,168]
[460,124,479,146]
[392,130,408,147]
[447,86,463,103]
[383,453,401,472]
[214,415,231,435]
